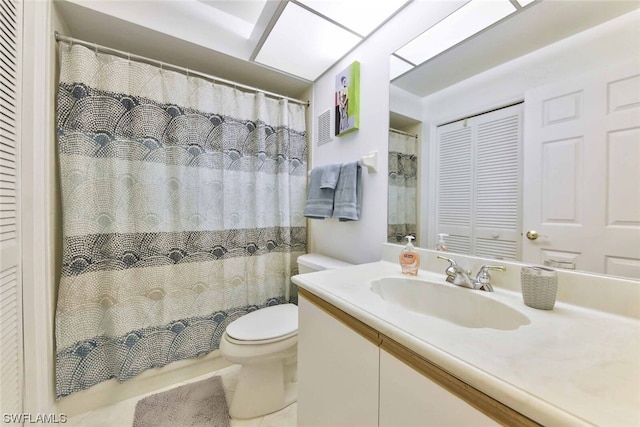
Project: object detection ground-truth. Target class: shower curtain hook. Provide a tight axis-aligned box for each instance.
[93,42,98,55]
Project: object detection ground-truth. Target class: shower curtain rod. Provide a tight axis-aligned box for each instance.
[54,32,309,107]
[390,128,418,139]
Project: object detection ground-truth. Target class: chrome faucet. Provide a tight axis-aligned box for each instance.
[437,255,506,292]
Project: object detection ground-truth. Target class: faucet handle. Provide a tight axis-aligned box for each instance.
[475,265,506,291]
[478,265,506,274]
[437,255,473,280]
[436,255,457,265]
[437,255,458,272]
[437,255,459,281]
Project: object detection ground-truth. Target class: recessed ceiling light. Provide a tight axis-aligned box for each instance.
[297,0,409,36]
[394,0,516,66]
[255,2,362,81]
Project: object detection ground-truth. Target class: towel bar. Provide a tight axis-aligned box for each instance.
[358,151,377,173]
[307,151,378,176]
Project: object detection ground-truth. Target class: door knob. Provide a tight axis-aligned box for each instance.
[526,230,539,240]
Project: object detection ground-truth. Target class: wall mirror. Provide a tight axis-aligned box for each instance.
[388,0,640,280]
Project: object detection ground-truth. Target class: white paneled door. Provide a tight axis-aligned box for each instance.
[0,0,23,422]
[523,62,640,279]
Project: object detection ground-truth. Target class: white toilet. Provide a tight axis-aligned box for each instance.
[220,253,352,419]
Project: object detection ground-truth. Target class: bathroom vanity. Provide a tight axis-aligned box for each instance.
[292,244,640,426]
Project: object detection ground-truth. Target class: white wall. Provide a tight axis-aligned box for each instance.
[389,85,422,122]
[308,1,464,264]
[419,9,640,248]
[20,0,63,415]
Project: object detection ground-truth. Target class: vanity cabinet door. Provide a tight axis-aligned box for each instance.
[379,349,499,427]
[298,295,379,427]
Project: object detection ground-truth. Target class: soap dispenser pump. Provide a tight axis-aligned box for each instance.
[436,233,449,252]
[399,235,420,276]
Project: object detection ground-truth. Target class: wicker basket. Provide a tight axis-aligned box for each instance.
[520,266,558,310]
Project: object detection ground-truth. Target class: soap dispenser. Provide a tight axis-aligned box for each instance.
[436,233,449,252]
[399,235,420,276]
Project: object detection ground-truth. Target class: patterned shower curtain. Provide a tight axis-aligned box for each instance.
[387,131,417,244]
[55,43,307,398]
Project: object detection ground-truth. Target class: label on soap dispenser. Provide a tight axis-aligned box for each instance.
[401,253,417,262]
[399,252,420,275]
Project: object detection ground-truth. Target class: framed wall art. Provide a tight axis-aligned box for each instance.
[335,61,360,137]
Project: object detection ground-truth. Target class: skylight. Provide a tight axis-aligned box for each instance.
[297,0,409,36]
[394,0,517,66]
[254,0,410,81]
[254,2,362,81]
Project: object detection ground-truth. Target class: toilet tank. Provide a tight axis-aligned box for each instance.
[297,254,353,274]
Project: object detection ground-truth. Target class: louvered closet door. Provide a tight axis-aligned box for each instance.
[0,0,23,420]
[436,104,522,259]
[436,122,473,254]
[473,105,522,260]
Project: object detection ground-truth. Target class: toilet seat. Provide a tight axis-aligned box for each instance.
[221,331,297,363]
[226,303,298,344]
[225,330,297,345]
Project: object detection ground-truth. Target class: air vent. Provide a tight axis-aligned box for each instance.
[317,109,331,145]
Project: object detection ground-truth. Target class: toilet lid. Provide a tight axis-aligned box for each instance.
[226,303,298,342]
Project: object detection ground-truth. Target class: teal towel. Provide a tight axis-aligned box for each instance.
[304,164,341,219]
[333,161,362,221]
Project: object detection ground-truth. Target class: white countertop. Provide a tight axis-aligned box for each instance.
[292,260,640,427]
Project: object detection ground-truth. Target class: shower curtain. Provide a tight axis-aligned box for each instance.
[55,43,307,398]
[388,131,417,244]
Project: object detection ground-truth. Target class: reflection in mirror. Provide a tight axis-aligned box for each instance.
[387,123,419,245]
[433,103,523,260]
[387,2,640,280]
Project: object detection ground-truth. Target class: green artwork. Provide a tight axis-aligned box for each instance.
[335,61,360,136]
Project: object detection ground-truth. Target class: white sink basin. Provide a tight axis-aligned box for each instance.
[371,277,530,330]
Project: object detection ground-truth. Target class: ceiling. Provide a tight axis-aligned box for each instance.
[54,0,409,99]
[54,0,312,99]
[392,0,640,97]
[196,0,269,26]
[54,0,640,101]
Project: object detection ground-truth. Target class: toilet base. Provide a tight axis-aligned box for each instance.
[229,359,297,419]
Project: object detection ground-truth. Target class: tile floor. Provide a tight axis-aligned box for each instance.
[65,364,297,427]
